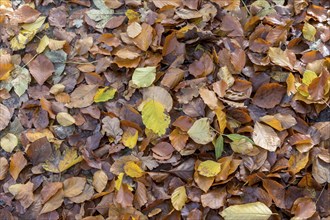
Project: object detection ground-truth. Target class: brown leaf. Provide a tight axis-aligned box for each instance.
[262,179,286,209]
[15,5,40,23]
[0,157,8,180]
[41,182,63,204]
[0,53,14,80]
[189,53,214,78]
[63,177,86,198]
[28,55,54,85]
[8,181,34,209]
[201,187,227,209]
[9,151,27,180]
[92,170,108,193]
[68,84,98,108]
[40,189,64,214]
[26,137,52,165]
[116,184,133,208]
[252,83,286,109]
[69,184,94,203]
[134,181,147,208]
[291,197,316,219]
[132,23,153,51]
[169,128,189,152]
[0,104,11,131]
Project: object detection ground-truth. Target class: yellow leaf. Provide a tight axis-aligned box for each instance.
[0,133,18,153]
[302,70,317,86]
[25,128,55,142]
[94,87,116,103]
[42,148,83,173]
[124,161,144,178]
[56,112,76,126]
[48,38,66,50]
[125,9,140,22]
[141,100,170,136]
[115,172,124,191]
[21,16,46,31]
[286,72,296,95]
[171,186,187,211]
[122,128,138,149]
[215,108,227,134]
[220,202,272,220]
[302,22,316,42]
[0,52,14,80]
[197,160,221,177]
[36,35,49,54]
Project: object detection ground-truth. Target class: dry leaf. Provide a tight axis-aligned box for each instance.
[252,122,281,152]
[9,151,27,180]
[63,177,86,197]
[92,170,108,193]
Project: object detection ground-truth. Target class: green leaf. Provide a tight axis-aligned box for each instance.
[220,202,273,220]
[187,118,216,144]
[171,186,187,211]
[141,100,170,135]
[214,135,224,160]
[132,66,156,88]
[94,87,117,103]
[226,134,254,144]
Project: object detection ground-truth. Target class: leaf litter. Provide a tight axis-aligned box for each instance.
[0,0,329,219]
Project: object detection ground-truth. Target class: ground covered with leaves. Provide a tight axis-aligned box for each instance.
[0,0,329,219]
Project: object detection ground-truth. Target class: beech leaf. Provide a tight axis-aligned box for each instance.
[171,186,187,211]
[220,202,273,220]
[188,118,215,144]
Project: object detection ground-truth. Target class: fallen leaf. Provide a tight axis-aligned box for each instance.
[42,148,83,173]
[262,179,286,208]
[26,137,52,165]
[302,22,316,42]
[10,66,31,97]
[101,116,123,143]
[40,189,64,214]
[268,47,296,70]
[0,133,18,153]
[197,160,221,177]
[122,127,138,149]
[214,135,224,160]
[56,112,76,126]
[41,182,63,204]
[8,181,34,209]
[28,54,54,85]
[291,197,316,219]
[69,184,94,203]
[0,104,11,131]
[63,177,86,198]
[0,157,8,180]
[171,186,187,211]
[141,100,170,135]
[142,86,173,112]
[93,170,108,193]
[132,66,156,88]
[124,161,144,178]
[188,118,216,144]
[68,84,98,108]
[127,22,142,38]
[0,53,14,80]
[86,0,114,29]
[201,187,227,209]
[252,83,286,109]
[132,23,153,51]
[94,87,116,103]
[15,5,40,23]
[252,122,281,151]
[220,202,272,220]
[9,151,27,180]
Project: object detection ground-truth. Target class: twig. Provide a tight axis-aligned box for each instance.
[241,0,251,16]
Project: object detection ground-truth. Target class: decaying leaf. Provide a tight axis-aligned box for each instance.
[252,122,281,152]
